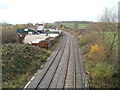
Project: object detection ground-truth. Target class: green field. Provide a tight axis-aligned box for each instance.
[54,22,88,29]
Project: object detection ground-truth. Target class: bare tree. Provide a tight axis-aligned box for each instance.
[74,22,79,30]
[99,7,118,60]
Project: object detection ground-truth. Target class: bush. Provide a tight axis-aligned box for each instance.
[2,43,50,88]
[94,62,114,79]
[90,62,116,88]
[2,29,17,44]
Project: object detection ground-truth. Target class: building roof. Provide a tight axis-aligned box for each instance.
[16,28,38,33]
[23,34,48,44]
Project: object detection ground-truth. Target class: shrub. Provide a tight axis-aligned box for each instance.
[2,29,17,44]
[2,43,50,88]
[78,31,102,46]
[91,62,116,88]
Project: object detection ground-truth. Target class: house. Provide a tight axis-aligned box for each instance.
[35,24,44,31]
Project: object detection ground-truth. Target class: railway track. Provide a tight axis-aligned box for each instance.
[24,32,85,89]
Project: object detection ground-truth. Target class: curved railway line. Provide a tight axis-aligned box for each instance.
[24,32,86,89]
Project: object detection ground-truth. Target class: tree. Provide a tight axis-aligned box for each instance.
[74,22,79,30]
[100,8,117,60]
[26,22,34,28]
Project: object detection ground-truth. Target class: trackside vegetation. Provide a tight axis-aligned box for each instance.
[67,22,118,88]
[2,43,50,88]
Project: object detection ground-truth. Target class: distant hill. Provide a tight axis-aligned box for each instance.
[54,21,93,24]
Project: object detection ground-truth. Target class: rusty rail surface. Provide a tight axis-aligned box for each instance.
[24,32,85,89]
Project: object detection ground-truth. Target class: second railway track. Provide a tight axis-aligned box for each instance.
[24,32,85,89]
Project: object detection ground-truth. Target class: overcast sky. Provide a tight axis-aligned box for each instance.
[0,0,119,24]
